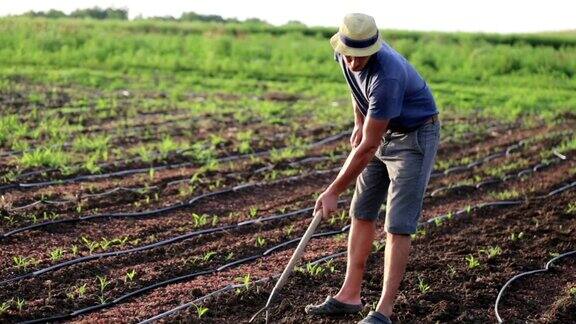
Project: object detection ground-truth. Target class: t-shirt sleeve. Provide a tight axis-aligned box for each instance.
[367,77,404,120]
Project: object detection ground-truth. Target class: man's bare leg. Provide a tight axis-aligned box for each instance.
[375,232,412,317]
[333,217,376,304]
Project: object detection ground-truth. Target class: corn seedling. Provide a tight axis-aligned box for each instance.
[325,259,336,273]
[202,251,216,262]
[13,256,33,269]
[81,237,99,253]
[434,217,444,227]
[306,262,325,277]
[411,228,427,240]
[49,248,65,262]
[569,286,576,296]
[96,275,110,304]
[225,252,234,261]
[249,207,258,218]
[284,224,295,236]
[480,246,502,258]
[235,274,251,293]
[71,245,79,256]
[372,241,385,253]
[0,300,10,315]
[566,202,576,214]
[193,303,209,319]
[15,298,25,312]
[211,215,219,226]
[124,269,137,283]
[465,205,472,215]
[446,264,457,278]
[510,231,524,241]
[465,255,480,269]
[255,236,266,247]
[191,213,208,228]
[417,277,431,294]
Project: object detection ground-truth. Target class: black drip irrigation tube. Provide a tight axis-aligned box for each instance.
[428,151,568,197]
[15,181,576,323]
[430,129,571,178]
[0,167,341,239]
[19,225,352,324]
[494,250,576,323]
[0,131,351,193]
[138,181,576,323]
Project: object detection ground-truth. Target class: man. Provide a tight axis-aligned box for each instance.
[305,13,440,324]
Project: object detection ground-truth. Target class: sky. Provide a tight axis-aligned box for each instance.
[1,0,575,33]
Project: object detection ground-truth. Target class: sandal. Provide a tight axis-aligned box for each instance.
[304,296,363,315]
[357,310,392,324]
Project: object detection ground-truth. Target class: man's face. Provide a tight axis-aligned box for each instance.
[344,55,371,71]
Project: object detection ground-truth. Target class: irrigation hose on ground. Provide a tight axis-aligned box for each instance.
[250,209,323,324]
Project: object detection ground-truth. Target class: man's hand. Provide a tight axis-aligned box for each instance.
[314,189,339,218]
[350,124,363,148]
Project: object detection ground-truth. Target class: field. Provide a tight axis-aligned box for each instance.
[0,17,575,323]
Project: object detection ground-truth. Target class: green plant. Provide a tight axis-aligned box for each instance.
[372,241,385,253]
[96,275,110,304]
[0,300,10,315]
[15,298,25,312]
[249,207,258,218]
[306,262,325,277]
[446,264,457,278]
[13,256,33,269]
[510,231,524,241]
[255,236,266,247]
[81,236,100,254]
[434,217,444,227]
[569,286,576,296]
[125,269,137,283]
[566,202,576,214]
[193,303,209,318]
[236,274,251,292]
[465,255,480,269]
[284,224,295,236]
[480,246,502,258]
[202,251,216,262]
[49,248,65,262]
[191,213,208,228]
[417,276,431,294]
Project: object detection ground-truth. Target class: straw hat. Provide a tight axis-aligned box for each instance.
[330,13,384,57]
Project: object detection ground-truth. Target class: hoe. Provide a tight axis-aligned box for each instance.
[250,209,323,323]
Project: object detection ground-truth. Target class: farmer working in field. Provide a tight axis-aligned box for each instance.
[306,13,440,324]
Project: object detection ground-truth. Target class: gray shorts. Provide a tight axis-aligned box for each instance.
[349,119,440,234]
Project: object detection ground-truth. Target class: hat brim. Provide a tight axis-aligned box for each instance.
[330,32,383,57]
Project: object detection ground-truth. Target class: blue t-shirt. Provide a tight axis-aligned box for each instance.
[335,42,438,130]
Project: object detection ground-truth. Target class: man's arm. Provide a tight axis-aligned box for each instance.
[350,94,365,148]
[327,116,388,195]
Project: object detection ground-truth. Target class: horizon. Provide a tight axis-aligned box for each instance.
[1,0,575,34]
